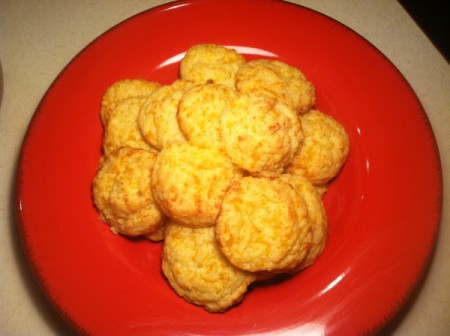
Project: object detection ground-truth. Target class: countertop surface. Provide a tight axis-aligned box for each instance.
[1,1,449,335]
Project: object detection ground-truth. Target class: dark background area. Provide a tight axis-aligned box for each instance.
[398,0,449,61]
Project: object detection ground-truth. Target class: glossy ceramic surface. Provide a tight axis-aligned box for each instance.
[16,0,442,335]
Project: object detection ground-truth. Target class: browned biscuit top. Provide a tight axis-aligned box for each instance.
[92,147,165,236]
[280,173,328,270]
[236,59,315,114]
[151,142,243,227]
[220,93,302,177]
[180,44,246,88]
[178,83,237,152]
[103,97,154,156]
[162,222,256,312]
[286,109,350,184]
[138,80,195,150]
[100,79,161,126]
[215,176,311,272]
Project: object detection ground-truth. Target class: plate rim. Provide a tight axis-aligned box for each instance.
[15,0,443,335]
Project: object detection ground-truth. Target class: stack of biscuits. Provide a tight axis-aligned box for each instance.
[92,44,350,312]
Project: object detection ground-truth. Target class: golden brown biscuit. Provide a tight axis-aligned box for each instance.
[92,147,165,236]
[103,97,154,156]
[220,93,302,177]
[236,59,315,114]
[162,222,256,312]
[138,80,194,150]
[180,44,246,88]
[280,173,328,270]
[178,83,237,152]
[100,79,161,126]
[286,109,350,185]
[215,177,311,272]
[151,142,244,227]
[91,45,350,312]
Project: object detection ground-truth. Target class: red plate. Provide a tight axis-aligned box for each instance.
[16,0,442,335]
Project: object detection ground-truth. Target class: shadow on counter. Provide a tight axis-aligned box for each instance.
[399,0,450,61]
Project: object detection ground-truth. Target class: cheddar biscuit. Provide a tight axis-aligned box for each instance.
[100,79,161,126]
[92,147,165,236]
[138,80,194,150]
[180,44,246,88]
[151,142,243,227]
[92,44,352,312]
[286,109,350,185]
[280,173,328,270]
[220,93,302,177]
[236,59,315,114]
[162,222,256,312]
[103,97,154,156]
[178,83,237,151]
[215,177,311,272]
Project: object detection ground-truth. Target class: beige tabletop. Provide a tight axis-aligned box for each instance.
[1,1,449,335]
